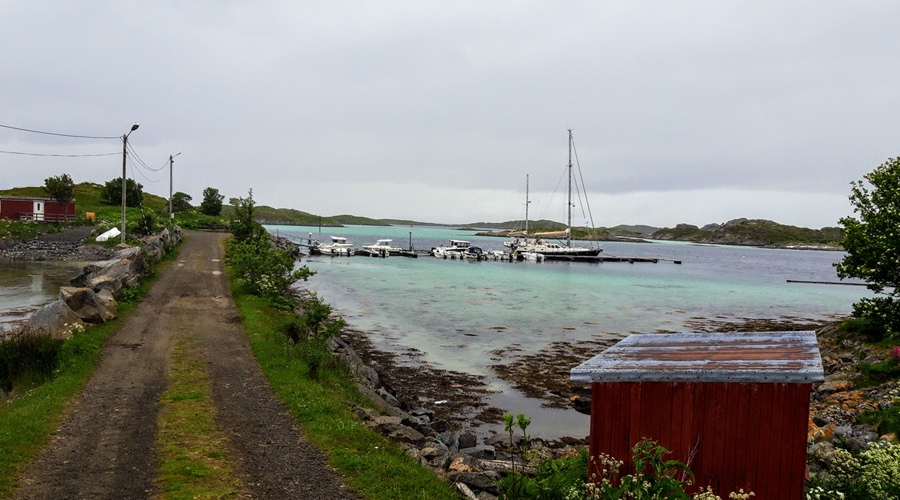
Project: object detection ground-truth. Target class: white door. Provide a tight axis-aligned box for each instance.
[33,201,44,221]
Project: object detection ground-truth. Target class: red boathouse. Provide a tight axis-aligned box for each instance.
[0,196,76,222]
[570,331,824,500]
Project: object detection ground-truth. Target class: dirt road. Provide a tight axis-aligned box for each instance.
[14,231,354,499]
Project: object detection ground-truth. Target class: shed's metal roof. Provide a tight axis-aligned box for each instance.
[570,331,824,384]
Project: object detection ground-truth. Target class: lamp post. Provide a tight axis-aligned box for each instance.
[169,152,181,225]
[121,123,139,243]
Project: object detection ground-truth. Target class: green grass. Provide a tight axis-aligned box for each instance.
[229,283,462,500]
[0,243,181,497]
[155,339,242,499]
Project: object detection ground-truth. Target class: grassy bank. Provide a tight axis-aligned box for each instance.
[229,283,462,499]
[0,244,180,496]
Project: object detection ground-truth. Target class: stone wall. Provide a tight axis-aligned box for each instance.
[25,227,184,339]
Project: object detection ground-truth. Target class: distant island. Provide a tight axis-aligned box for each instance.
[648,218,843,249]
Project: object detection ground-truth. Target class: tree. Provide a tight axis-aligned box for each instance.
[224,189,313,308]
[230,189,265,243]
[200,187,224,216]
[171,192,193,212]
[835,157,900,339]
[43,173,75,221]
[100,177,143,207]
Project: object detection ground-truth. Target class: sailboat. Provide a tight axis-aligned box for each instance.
[506,130,602,259]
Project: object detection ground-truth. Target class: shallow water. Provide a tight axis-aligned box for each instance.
[0,260,86,334]
[271,224,869,438]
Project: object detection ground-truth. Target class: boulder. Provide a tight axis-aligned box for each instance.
[71,257,141,290]
[461,444,495,460]
[386,425,425,445]
[447,455,481,473]
[113,246,147,274]
[458,431,478,449]
[88,275,124,297]
[845,437,870,453]
[26,300,85,339]
[59,287,114,323]
[140,235,165,260]
[448,471,500,495]
[420,443,452,469]
[96,289,118,316]
[376,387,402,408]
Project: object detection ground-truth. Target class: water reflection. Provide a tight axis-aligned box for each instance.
[0,260,86,333]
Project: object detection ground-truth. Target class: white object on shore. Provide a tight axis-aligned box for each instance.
[96,227,121,242]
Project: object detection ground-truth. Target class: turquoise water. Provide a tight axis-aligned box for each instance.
[271,225,868,437]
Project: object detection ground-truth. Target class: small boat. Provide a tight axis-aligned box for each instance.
[315,236,355,256]
[464,246,485,261]
[431,239,472,259]
[362,238,404,257]
[520,251,545,262]
[485,250,514,261]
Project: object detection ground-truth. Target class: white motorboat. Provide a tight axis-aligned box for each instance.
[315,236,355,256]
[431,239,472,259]
[362,238,403,257]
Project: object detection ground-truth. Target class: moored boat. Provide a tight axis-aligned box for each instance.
[362,238,404,257]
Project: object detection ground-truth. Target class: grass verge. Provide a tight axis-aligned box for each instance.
[155,339,242,499]
[229,284,462,500]
[0,243,181,497]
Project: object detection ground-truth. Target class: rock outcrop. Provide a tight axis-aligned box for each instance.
[23,227,183,339]
[328,333,581,499]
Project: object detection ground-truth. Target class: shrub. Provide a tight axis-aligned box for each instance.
[279,296,345,379]
[0,327,83,392]
[808,440,900,500]
[100,177,143,207]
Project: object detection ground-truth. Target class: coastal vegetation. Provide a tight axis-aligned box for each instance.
[836,157,900,340]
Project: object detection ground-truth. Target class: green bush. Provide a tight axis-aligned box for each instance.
[807,440,900,500]
[850,297,900,341]
[279,296,345,379]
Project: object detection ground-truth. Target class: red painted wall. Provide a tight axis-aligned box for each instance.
[589,381,811,500]
[0,198,76,221]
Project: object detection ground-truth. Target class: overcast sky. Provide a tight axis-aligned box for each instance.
[2,2,898,228]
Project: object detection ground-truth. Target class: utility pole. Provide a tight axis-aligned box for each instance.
[169,152,181,226]
[121,123,139,243]
[567,129,573,248]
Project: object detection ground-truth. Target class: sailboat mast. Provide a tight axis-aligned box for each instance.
[567,129,573,248]
[525,174,530,236]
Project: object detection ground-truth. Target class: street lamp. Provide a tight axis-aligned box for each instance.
[121,123,139,243]
[169,152,181,225]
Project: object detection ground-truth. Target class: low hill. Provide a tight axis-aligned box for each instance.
[1,182,168,218]
[651,218,843,248]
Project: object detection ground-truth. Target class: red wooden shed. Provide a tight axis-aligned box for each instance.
[0,196,76,222]
[570,331,824,500]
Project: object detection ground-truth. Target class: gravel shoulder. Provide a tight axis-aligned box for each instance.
[13,231,354,499]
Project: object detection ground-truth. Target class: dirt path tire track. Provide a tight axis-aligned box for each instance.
[14,231,355,499]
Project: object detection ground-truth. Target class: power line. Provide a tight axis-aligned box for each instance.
[0,150,119,157]
[0,123,119,140]
[127,143,166,172]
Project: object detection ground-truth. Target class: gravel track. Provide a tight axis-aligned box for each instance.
[14,231,355,499]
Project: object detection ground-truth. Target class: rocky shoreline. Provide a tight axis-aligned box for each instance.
[324,309,898,495]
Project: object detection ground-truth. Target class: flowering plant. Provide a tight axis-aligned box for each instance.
[891,346,900,365]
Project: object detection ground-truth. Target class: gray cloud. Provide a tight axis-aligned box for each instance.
[2,2,897,227]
